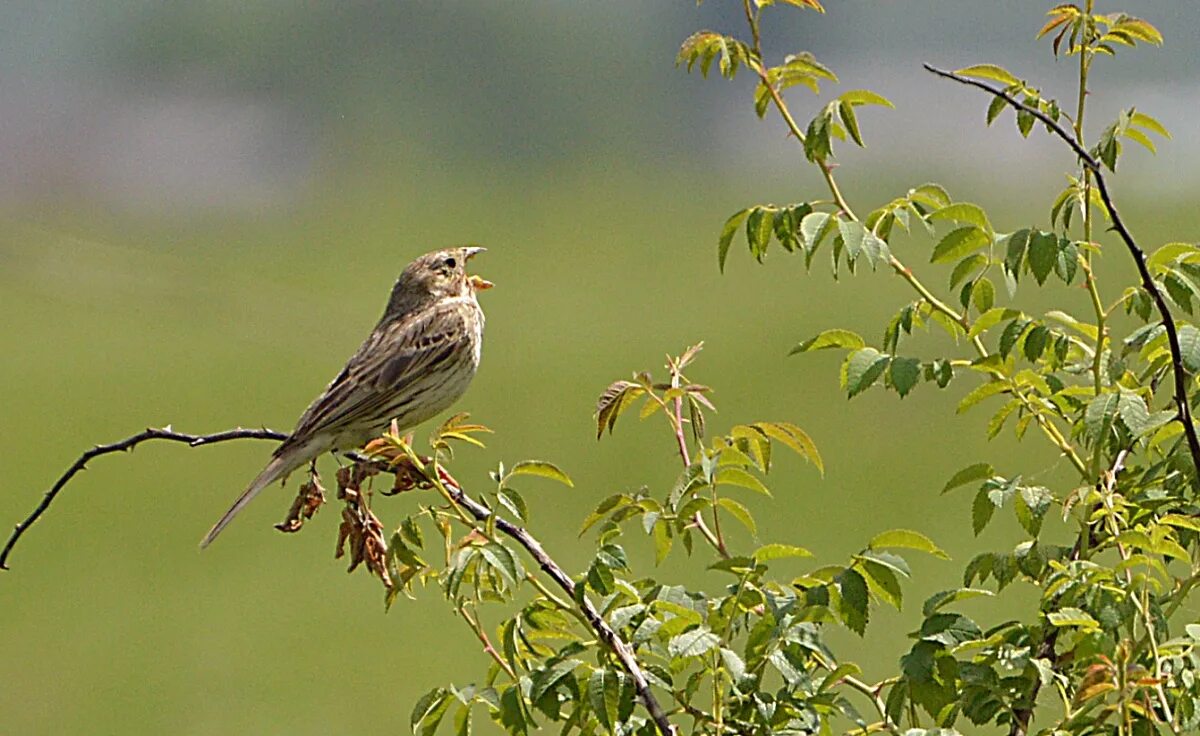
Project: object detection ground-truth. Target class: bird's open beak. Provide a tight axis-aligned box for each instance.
[463,247,493,290]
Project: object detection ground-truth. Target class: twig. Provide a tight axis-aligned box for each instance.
[924,63,1200,489]
[459,603,518,680]
[0,426,287,569]
[2,425,679,736]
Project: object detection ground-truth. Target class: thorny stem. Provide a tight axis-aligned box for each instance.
[459,603,518,680]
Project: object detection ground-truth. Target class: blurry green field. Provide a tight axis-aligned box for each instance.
[0,148,1193,734]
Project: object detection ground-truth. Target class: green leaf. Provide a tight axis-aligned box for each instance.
[479,542,524,590]
[922,588,994,616]
[857,549,911,577]
[929,203,992,234]
[1027,231,1057,285]
[497,487,528,523]
[530,659,583,704]
[869,529,949,559]
[1023,324,1049,362]
[860,560,903,610]
[715,466,771,496]
[716,497,757,536]
[955,64,1020,86]
[931,226,989,264]
[949,253,988,289]
[835,568,869,635]
[745,206,774,262]
[838,100,864,146]
[909,183,952,209]
[971,277,995,313]
[800,212,836,253]
[972,488,995,535]
[752,421,824,474]
[791,328,865,354]
[942,463,994,494]
[412,688,453,736]
[844,347,890,398]
[957,381,1008,414]
[718,208,751,272]
[668,626,720,657]
[1015,485,1052,536]
[1161,514,1200,533]
[587,668,621,730]
[1047,607,1099,630]
[506,460,573,487]
[889,357,921,398]
[753,543,814,562]
[1179,325,1200,373]
[1084,392,1120,440]
[839,89,894,108]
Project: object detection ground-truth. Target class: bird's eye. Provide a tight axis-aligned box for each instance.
[444,257,457,269]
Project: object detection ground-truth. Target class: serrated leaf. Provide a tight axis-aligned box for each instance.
[496,487,528,523]
[860,560,903,610]
[957,381,1008,414]
[955,64,1020,86]
[840,89,894,107]
[506,460,574,487]
[1048,607,1099,629]
[844,347,890,398]
[835,568,869,635]
[942,462,994,494]
[412,688,453,736]
[753,543,814,562]
[718,208,751,272]
[1179,325,1200,373]
[869,529,949,559]
[931,226,989,264]
[716,497,757,536]
[1084,392,1121,440]
[791,328,865,354]
[587,668,621,730]
[930,203,992,234]
[668,626,720,658]
[889,356,921,398]
[753,421,823,473]
[799,212,835,253]
[1027,231,1057,285]
[973,488,995,535]
[715,466,771,496]
[922,587,994,616]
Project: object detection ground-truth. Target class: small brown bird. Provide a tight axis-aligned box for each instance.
[201,247,491,547]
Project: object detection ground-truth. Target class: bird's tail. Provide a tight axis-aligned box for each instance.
[200,450,301,548]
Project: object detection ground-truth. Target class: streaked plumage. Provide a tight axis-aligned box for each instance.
[201,247,490,547]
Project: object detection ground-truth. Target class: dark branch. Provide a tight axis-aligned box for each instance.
[2,426,678,735]
[924,63,1200,490]
[0,426,287,569]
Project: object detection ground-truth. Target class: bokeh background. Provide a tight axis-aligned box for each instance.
[2,3,1197,733]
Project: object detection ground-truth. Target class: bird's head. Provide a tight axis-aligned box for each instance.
[387,246,492,315]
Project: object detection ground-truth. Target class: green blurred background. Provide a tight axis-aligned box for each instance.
[1,3,1197,733]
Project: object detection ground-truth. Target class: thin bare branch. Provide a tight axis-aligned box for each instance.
[924,63,1200,489]
[0,426,287,569]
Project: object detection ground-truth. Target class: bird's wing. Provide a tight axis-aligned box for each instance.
[284,302,471,444]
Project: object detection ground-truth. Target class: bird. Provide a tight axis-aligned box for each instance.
[200,246,491,547]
